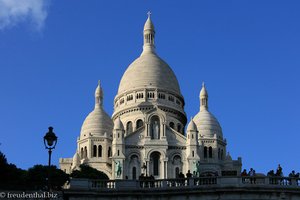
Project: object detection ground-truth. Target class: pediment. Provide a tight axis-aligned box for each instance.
[125,126,145,146]
[166,127,186,146]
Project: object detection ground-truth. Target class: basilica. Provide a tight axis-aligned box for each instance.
[59,14,242,180]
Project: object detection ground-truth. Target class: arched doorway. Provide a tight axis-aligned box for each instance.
[132,167,137,180]
[150,151,161,177]
[175,167,179,178]
[129,154,140,180]
[172,155,182,178]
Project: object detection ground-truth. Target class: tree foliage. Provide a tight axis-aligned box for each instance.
[26,165,69,190]
[0,151,69,190]
[70,164,109,180]
[0,151,27,189]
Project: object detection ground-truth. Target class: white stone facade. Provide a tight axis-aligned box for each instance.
[59,14,242,180]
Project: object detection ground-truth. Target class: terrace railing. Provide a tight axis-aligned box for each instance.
[68,176,300,191]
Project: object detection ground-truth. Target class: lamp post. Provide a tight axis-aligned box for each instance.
[43,127,58,191]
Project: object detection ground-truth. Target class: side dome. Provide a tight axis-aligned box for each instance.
[193,109,222,138]
[118,53,181,94]
[80,108,113,137]
[193,83,223,138]
[80,82,113,138]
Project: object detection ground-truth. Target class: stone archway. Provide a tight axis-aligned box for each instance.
[172,155,182,178]
[128,154,140,180]
[150,151,161,177]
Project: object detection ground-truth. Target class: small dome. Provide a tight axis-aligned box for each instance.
[118,53,181,94]
[193,109,222,138]
[187,118,197,132]
[72,152,80,169]
[114,117,124,130]
[80,107,113,138]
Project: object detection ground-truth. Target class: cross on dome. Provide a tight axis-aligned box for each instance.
[147,11,152,18]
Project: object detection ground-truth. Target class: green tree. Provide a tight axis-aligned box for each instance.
[0,151,27,190]
[26,165,69,190]
[70,164,109,180]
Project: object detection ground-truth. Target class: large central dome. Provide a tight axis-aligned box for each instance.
[117,14,181,95]
[118,52,181,94]
[113,13,186,128]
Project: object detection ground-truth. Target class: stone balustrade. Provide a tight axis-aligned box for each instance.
[67,176,300,191]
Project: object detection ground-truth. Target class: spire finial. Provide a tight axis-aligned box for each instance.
[200,82,208,111]
[147,11,152,19]
[142,11,155,55]
[95,81,103,107]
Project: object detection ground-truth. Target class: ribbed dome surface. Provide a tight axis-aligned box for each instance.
[118,52,181,94]
[80,107,113,137]
[193,109,222,138]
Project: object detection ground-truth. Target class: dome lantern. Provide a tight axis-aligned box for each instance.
[200,82,208,111]
[142,11,155,54]
[95,80,103,108]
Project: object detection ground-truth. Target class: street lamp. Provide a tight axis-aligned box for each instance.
[43,127,58,191]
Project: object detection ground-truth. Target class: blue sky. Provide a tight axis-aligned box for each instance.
[0,0,299,176]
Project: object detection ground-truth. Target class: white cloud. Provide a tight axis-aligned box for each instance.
[0,0,49,31]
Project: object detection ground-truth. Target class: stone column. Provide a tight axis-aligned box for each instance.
[163,159,168,179]
[145,122,150,138]
[146,160,150,176]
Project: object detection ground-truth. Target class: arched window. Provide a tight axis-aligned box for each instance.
[84,146,87,158]
[93,145,97,157]
[80,147,84,159]
[136,119,143,129]
[177,124,181,133]
[117,150,120,156]
[218,148,220,159]
[98,145,102,157]
[169,122,174,129]
[126,121,133,134]
[209,147,213,158]
[192,151,195,157]
[132,167,137,180]
[204,146,208,158]
[108,147,111,157]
